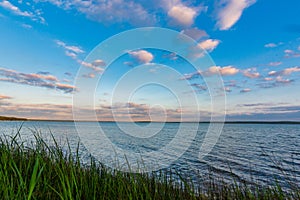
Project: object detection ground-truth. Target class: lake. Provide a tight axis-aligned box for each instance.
[1,121,299,188]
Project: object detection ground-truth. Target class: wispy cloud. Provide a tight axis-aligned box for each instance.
[40,0,156,26]
[268,66,300,76]
[0,67,76,93]
[55,39,84,57]
[240,88,251,93]
[215,0,256,30]
[0,0,45,23]
[0,94,12,100]
[284,49,300,58]
[128,50,154,63]
[268,61,282,66]
[180,28,208,41]
[264,42,283,48]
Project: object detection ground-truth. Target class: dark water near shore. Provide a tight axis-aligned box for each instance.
[1,121,299,188]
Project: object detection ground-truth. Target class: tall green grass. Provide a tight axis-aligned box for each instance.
[0,129,299,199]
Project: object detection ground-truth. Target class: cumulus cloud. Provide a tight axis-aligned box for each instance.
[181,65,239,80]
[0,67,76,93]
[168,4,199,27]
[215,0,256,30]
[128,50,154,63]
[207,65,239,76]
[198,39,221,52]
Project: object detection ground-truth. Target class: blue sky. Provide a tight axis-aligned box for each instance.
[0,0,300,121]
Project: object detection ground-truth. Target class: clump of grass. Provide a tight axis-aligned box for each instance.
[0,129,299,199]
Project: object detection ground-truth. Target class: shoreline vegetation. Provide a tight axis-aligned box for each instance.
[0,129,299,199]
[1,116,300,124]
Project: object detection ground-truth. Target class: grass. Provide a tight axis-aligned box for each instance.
[0,128,299,199]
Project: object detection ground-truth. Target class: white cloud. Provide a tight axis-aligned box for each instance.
[180,28,208,41]
[40,0,156,26]
[168,4,198,27]
[208,65,239,76]
[129,50,154,63]
[268,67,300,76]
[268,61,282,66]
[243,69,260,78]
[55,40,84,54]
[0,0,33,17]
[92,59,106,67]
[216,0,256,30]
[264,43,277,48]
[0,1,45,23]
[284,49,294,54]
[198,39,220,52]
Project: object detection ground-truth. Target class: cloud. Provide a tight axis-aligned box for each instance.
[0,94,12,100]
[0,102,73,120]
[198,39,221,52]
[243,69,260,78]
[284,49,300,58]
[227,104,300,121]
[180,28,208,41]
[224,87,232,92]
[82,73,96,79]
[128,50,154,63]
[190,83,207,91]
[0,0,45,23]
[215,0,256,30]
[0,0,33,17]
[207,65,239,76]
[268,67,300,76]
[55,40,84,55]
[264,43,277,48]
[92,59,106,67]
[168,4,199,27]
[80,60,105,72]
[41,0,156,26]
[240,88,251,93]
[181,65,239,80]
[257,76,294,89]
[264,42,283,48]
[0,67,76,93]
[268,61,282,66]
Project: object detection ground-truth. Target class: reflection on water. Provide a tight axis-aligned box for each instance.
[0,121,299,187]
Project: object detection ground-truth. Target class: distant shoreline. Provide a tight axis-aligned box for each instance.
[1,116,300,124]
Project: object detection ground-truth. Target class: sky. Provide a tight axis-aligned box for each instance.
[0,0,300,121]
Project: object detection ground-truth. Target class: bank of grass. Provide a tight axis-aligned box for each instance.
[0,130,299,199]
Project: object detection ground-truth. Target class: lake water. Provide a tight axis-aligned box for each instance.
[1,121,299,188]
